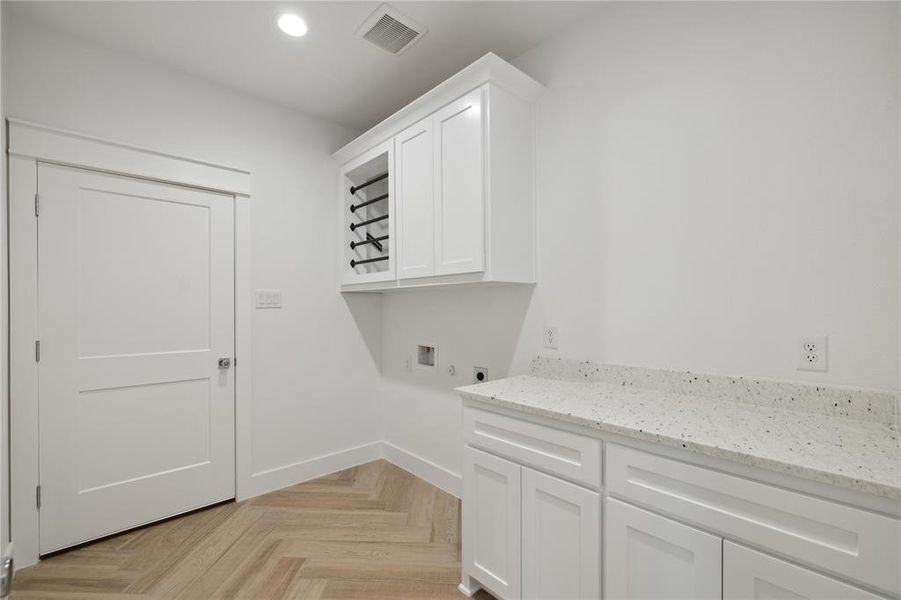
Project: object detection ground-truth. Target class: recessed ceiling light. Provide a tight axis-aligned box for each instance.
[277,13,308,37]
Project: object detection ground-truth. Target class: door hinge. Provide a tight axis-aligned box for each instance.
[36,485,41,510]
[35,340,41,363]
[34,193,40,217]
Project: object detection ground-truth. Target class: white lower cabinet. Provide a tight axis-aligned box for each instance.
[605,498,722,600]
[463,446,522,599]
[522,468,600,600]
[462,445,601,600]
[723,542,884,600]
[461,410,899,600]
[606,444,900,596]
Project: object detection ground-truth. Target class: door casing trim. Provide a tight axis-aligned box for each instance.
[7,118,253,567]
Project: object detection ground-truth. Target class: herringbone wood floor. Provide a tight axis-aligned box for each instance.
[12,460,494,599]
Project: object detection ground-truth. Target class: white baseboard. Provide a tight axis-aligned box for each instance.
[380,442,462,498]
[18,442,455,568]
[232,440,462,503]
[242,441,382,500]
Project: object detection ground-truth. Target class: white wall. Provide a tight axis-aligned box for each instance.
[381,2,901,482]
[0,1,9,550]
[2,3,898,504]
[2,13,383,498]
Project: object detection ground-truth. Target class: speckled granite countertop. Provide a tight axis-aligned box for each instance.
[457,370,901,500]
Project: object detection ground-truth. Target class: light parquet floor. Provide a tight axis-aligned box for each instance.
[11,460,495,600]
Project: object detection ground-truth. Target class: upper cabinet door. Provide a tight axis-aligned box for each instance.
[433,88,485,276]
[521,468,600,600]
[605,498,722,600]
[395,118,435,280]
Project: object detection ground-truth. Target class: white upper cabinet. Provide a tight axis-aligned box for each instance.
[334,54,543,291]
[433,88,484,276]
[395,118,434,279]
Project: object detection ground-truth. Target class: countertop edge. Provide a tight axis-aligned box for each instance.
[458,388,901,502]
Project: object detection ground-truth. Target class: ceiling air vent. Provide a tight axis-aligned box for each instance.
[356,4,427,55]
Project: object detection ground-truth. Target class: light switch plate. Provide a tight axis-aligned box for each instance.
[255,289,282,309]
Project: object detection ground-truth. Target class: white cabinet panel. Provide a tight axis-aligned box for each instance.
[606,444,901,597]
[724,542,883,600]
[463,446,521,600]
[463,406,601,489]
[605,498,721,600]
[433,88,485,276]
[522,468,600,600]
[395,118,434,279]
[337,56,541,292]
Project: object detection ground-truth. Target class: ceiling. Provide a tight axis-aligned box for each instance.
[6,1,600,131]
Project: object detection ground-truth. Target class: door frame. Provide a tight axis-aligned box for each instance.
[7,118,253,568]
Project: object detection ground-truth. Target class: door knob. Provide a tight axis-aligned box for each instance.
[218,357,232,370]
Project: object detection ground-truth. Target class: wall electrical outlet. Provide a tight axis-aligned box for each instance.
[255,289,282,309]
[798,336,827,372]
[544,326,559,349]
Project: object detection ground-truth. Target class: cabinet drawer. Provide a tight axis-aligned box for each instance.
[463,407,601,488]
[607,444,901,596]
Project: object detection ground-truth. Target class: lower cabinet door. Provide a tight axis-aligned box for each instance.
[723,542,883,600]
[463,446,522,599]
[522,468,600,600]
[605,498,721,600]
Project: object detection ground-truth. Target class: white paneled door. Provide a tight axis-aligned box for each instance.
[37,164,236,554]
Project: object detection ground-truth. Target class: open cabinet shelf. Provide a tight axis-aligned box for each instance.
[341,141,394,286]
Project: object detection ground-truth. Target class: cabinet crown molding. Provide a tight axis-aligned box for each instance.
[332,52,544,166]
